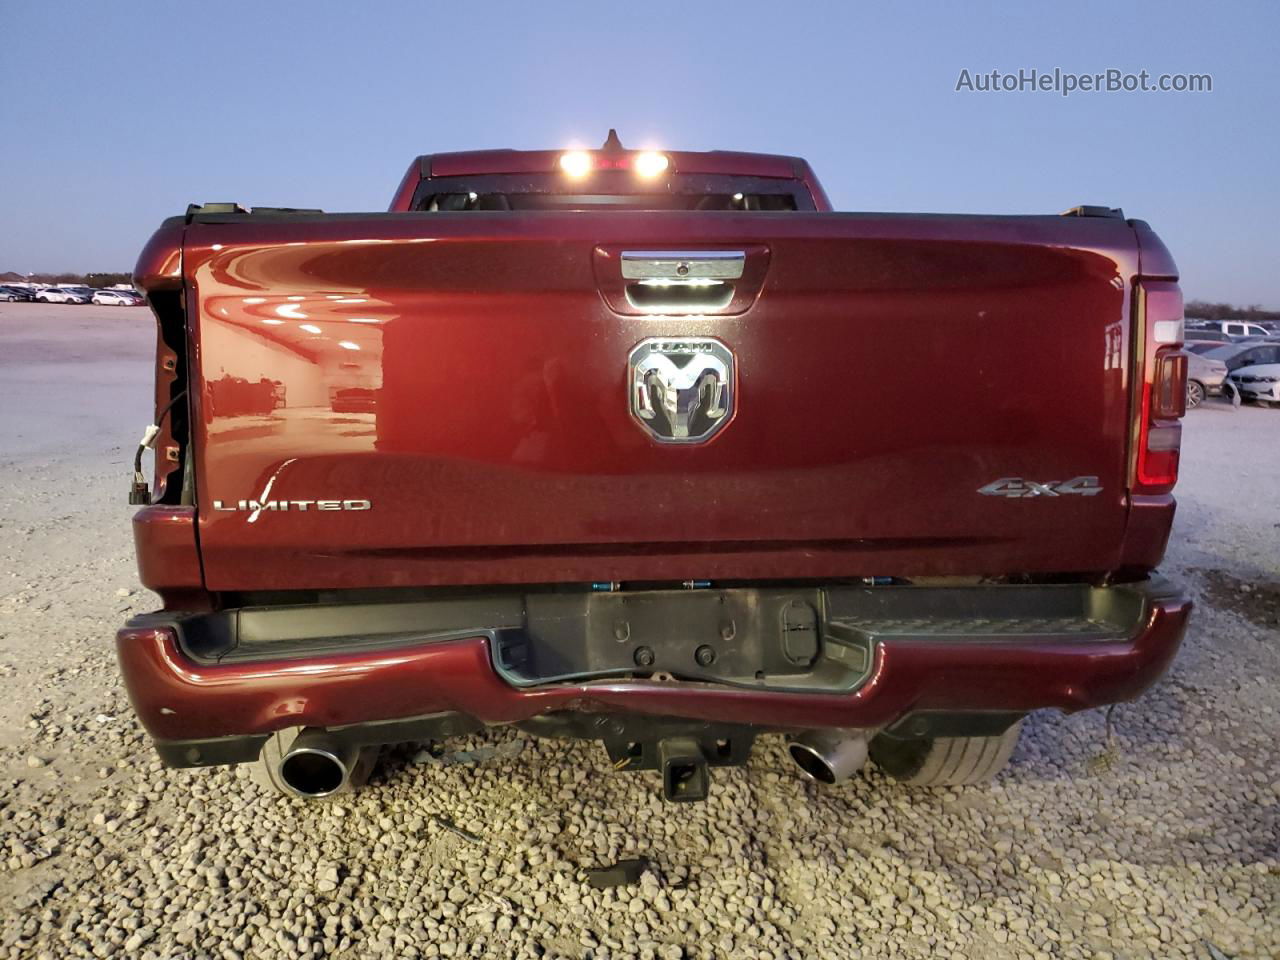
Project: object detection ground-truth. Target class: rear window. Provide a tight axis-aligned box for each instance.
[411,172,812,213]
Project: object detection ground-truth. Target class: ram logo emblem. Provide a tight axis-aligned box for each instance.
[628,337,735,444]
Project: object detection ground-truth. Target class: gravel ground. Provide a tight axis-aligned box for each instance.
[0,302,1276,959]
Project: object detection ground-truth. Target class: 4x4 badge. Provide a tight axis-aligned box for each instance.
[978,476,1102,498]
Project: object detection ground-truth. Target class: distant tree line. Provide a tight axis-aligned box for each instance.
[1185,300,1280,324]
[0,271,133,286]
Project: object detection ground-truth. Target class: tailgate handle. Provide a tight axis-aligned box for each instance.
[595,244,767,315]
[620,250,746,280]
[620,250,746,312]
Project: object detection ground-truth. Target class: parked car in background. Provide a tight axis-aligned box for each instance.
[36,288,89,304]
[0,285,35,302]
[1227,368,1280,405]
[1202,342,1280,372]
[1183,350,1228,408]
[1185,328,1238,343]
[1184,341,1230,354]
[1198,319,1272,338]
[1219,345,1280,406]
[93,289,140,306]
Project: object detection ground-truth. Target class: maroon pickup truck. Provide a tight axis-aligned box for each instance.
[118,133,1191,802]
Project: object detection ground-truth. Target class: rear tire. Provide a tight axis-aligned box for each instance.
[1186,380,1205,409]
[870,721,1022,786]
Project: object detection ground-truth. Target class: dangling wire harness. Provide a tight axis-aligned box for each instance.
[130,390,187,505]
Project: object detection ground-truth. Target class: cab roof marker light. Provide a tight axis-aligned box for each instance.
[559,151,592,178]
[634,151,670,178]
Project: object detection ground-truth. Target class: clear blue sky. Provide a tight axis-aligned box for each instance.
[2,0,1276,305]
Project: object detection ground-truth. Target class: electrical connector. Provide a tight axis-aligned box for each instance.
[126,390,186,506]
[130,438,156,505]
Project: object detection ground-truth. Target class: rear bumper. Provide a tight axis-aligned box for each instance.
[116,578,1190,766]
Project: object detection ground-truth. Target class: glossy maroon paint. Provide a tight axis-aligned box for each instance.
[791,158,833,212]
[116,590,1190,743]
[132,507,204,605]
[121,148,1193,762]
[1131,219,1179,279]
[1117,496,1176,573]
[164,212,1145,592]
[133,218,184,291]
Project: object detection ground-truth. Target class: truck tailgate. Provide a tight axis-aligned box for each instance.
[182,211,1138,590]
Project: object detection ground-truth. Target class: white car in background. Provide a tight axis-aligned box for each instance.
[36,288,89,304]
[1200,319,1273,338]
[1228,363,1280,406]
[92,289,138,305]
[1209,342,1280,406]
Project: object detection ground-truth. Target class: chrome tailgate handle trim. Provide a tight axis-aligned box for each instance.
[620,250,746,280]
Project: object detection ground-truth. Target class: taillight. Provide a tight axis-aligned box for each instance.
[1151,351,1188,418]
[1133,281,1186,494]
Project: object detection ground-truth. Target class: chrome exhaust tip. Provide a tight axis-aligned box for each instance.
[788,729,868,785]
[277,730,359,799]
